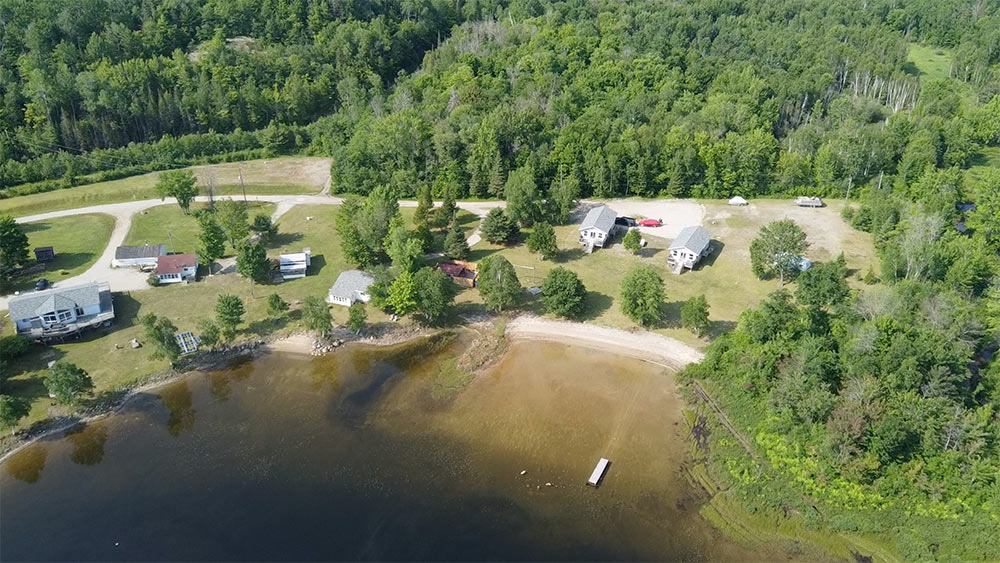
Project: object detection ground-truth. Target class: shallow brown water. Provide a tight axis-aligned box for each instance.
[2,335,790,561]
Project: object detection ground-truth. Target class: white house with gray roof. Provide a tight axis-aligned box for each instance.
[667,226,712,273]
[578,205,620,252]
[326,270,375,306]
[8,282,115,340]
[112,244,166,268]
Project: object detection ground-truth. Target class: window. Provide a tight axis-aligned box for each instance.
[76,307,84,316]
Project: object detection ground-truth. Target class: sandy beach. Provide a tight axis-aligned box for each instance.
[505,316,705,370]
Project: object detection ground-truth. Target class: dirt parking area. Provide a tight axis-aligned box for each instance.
[188,157,331,192]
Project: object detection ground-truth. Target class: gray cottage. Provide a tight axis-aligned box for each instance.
[326,270,375,306]
[667,226,712,273]
[578,205,620,253]
[8,282,115,340]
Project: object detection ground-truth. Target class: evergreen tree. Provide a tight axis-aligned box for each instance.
[623,229,642,254]
[478,255,522,312]
[526,222,558,258]
[434,184,458,228]
[481,208,519,244]
[0,215,29,270]
[414,184,434,226]
[444,222,470,260]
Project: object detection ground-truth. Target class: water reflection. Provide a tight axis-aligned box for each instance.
[208,361,253,402]
[4,444,47,483]
[66,421,109,466]
[159,381,196,436]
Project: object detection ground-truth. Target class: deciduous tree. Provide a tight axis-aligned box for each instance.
[414,267,455,324]
[541,267,587,319]
[0,395,30,435]
[620,266,664,326]
[749,220,809,284]
[680,294,710,337]
[44,361,94,404]
[216,200,250,249]
[237,241,271,284]
[623,229,642,254]
[302,295,332,335]
[386,270,418,315]
[198,213,226,275]
[348,302,367,333]
[526,222,558,258]
[267,293,289,318]
[140,313,181,362]
[155,170,199,214]
[215,294,246,342]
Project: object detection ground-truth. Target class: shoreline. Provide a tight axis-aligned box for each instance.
[0,316,704,463]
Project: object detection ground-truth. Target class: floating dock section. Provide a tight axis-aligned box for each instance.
[587,457,611,488]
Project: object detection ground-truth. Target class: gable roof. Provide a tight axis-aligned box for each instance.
[115,244,166,260]
[328,270,375,300]
[156,253,198,275]
[579,205,618,234]
[8,283,104,321]
[669,226,711,254]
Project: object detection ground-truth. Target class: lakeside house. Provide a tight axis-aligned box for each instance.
[155,253,198,284]
[437,260,478,287]
[326,270,375,306]
[8,282,115,341]
[279,248,311,280]
[578,205,620,253]
[33,246,55,262]
[667,226,712,274]
[113,244,166,268]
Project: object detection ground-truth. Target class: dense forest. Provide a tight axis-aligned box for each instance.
[3,0,1000,558]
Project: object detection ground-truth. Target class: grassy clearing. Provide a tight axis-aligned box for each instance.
[0,157,328,217]
[461,199,876,347]
[10,214,115,292]
[124,202,276,256]
[905,43,953,81]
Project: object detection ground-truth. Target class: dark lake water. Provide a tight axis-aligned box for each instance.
[1,335,798,562]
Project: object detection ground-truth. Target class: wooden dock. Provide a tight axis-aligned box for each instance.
[587,457,611,488]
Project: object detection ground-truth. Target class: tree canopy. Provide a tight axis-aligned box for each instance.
[477,254,521,312]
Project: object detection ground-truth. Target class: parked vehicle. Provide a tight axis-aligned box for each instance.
[34,278,50,290]
[638,219,662,227]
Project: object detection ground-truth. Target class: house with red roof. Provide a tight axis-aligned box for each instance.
[155,253,198,284]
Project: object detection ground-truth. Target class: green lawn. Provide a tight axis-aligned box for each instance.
[905,43,953,81]
[8,214,115,292]
[460,199,877,346]
[2,199,876,431]
[0,157,328,217]
[124,202,276,256]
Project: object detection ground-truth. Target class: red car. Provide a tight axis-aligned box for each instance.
[638,219,662,227]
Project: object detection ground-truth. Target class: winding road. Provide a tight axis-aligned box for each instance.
[1,194,507,311]
[3,194,705,312]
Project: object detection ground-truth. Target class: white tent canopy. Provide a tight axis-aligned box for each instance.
[728,196,748,206]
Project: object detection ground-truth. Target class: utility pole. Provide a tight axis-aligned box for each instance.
[168,232,175,254]
[238,167,248,203]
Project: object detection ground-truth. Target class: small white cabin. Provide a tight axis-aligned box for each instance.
[155,253,198,284]
[327,270,375,306]
[578,205,620,253]
[667,226,712,273]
